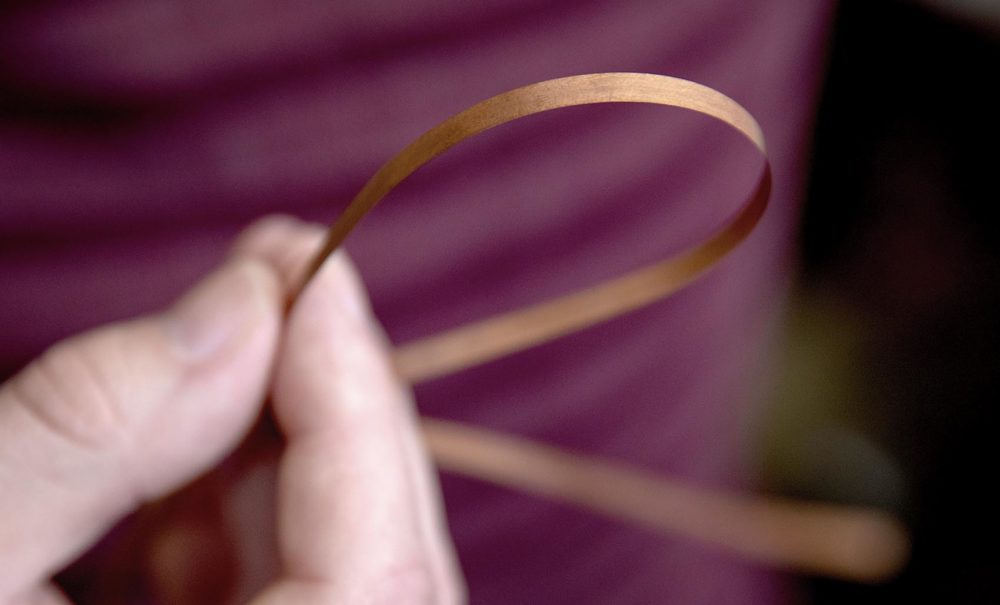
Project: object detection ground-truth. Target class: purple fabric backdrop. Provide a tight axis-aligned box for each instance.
[0,1,834,602]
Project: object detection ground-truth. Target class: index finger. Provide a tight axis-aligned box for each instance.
[251,251,463,604]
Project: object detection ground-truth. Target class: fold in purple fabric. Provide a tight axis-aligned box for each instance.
[0,1,834,602]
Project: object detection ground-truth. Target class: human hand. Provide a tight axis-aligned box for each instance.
[0,216,464,604]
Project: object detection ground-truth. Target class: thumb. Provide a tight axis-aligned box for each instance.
[0,259,282,603]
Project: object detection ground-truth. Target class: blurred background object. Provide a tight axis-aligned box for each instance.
[759,0,1000,602]
[915,0,1000,30]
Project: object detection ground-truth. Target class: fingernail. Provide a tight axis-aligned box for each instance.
[168,262,272,360]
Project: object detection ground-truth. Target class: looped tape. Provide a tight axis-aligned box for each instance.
[294,73,908,583]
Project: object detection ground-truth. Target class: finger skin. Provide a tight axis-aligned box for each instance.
[6,584,70,605]
[0,214,463,603]
[251,252,464,604]
[230,214,327,295]
[0,259,283,602]
[143,215,329,605]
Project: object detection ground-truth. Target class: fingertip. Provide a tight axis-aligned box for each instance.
[167,259,283,362]
[230,214,329,296]
[292,250,373,325]
[119,257,285,499]
[8,584,71,605]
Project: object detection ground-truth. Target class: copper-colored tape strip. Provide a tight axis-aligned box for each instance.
[297,73,770,382]
[293,73,909,582]
[424,419,908,583]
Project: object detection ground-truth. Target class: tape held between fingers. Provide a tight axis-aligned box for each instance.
[290,73,910,582]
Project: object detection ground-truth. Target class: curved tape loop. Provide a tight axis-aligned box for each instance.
[293,73,908,582]
[297,73,769,381]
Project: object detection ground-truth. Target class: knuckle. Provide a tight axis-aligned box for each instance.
[232,214,325,291]
[7,336,131,453]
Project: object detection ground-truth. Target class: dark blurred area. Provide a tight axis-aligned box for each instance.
[762,0,999,602]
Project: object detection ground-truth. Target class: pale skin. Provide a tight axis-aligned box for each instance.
[0,216,465,604]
